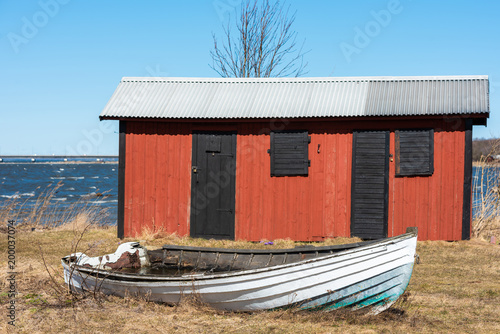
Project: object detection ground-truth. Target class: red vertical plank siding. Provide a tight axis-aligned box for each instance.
[405,176,417,232]
[166,123,178,232]
[329,130,352,237]
[124,121,192,237]
[154,123,168,232]
[233,122,352,241]
[417,177,430,240]
[310,130,324,239]
[443,129,455,239]
[143,122,157,232]
[122,118,467,241]
[388,120,465,240]
[123,122,136,236]
[322,131,335,238]
[129,122,146,236]
[178,124,192,236]
[234,122,251,240]
[428,128,441,240]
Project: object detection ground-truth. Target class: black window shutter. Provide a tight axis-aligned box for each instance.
[270,131,310,176]
[395,129,434,176]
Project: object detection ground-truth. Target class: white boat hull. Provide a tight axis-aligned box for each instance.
[62,231,417,314]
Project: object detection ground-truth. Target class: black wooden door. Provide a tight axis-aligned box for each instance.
[190,132,236,239]
[351,131,389,239]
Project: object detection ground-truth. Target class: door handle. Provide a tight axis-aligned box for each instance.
[192,166,200,182]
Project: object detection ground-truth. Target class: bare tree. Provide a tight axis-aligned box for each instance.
[210,0,308,78]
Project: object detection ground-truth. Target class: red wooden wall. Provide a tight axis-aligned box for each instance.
[123,122,192,237]
[387,120,466,241]
[122,117,468,241]
[236,122,352,241]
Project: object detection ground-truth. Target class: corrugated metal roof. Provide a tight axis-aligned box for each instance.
[99,75,489,120]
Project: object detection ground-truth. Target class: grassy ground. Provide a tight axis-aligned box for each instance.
[0,224,499,334]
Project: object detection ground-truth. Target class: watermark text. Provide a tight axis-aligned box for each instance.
[339,0,405,63]
[7,0,72,54]
[6,220,16,326]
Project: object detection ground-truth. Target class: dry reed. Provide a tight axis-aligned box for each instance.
[0,182,110,232]
[472,141,500,240]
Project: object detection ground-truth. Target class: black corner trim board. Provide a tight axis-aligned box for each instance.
[117,121,126,239]
[462,119,473,240]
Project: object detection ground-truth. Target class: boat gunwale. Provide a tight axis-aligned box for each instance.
[159,240,379,254]
[62,231,417,282]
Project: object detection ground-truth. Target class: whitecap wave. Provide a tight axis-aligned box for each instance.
[0,192,35,199]
[93,200,118,204]
[0,194,19,199]
[50,177,66,180]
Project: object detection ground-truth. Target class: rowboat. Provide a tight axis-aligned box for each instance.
[61,227,418,314]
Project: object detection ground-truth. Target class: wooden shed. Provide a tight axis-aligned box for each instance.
[100,75,489,241]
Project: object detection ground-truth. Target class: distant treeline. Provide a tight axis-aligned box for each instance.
[473,138,500,161]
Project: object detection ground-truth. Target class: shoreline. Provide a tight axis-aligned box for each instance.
[472,162,500,167]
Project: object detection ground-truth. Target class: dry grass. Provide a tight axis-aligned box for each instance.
[0,224,499,334]
[136,225,363,251]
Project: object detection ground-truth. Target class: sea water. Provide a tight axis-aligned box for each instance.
[0,162,118,225]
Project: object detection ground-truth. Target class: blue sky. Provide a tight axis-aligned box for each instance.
[0,0,498,155]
